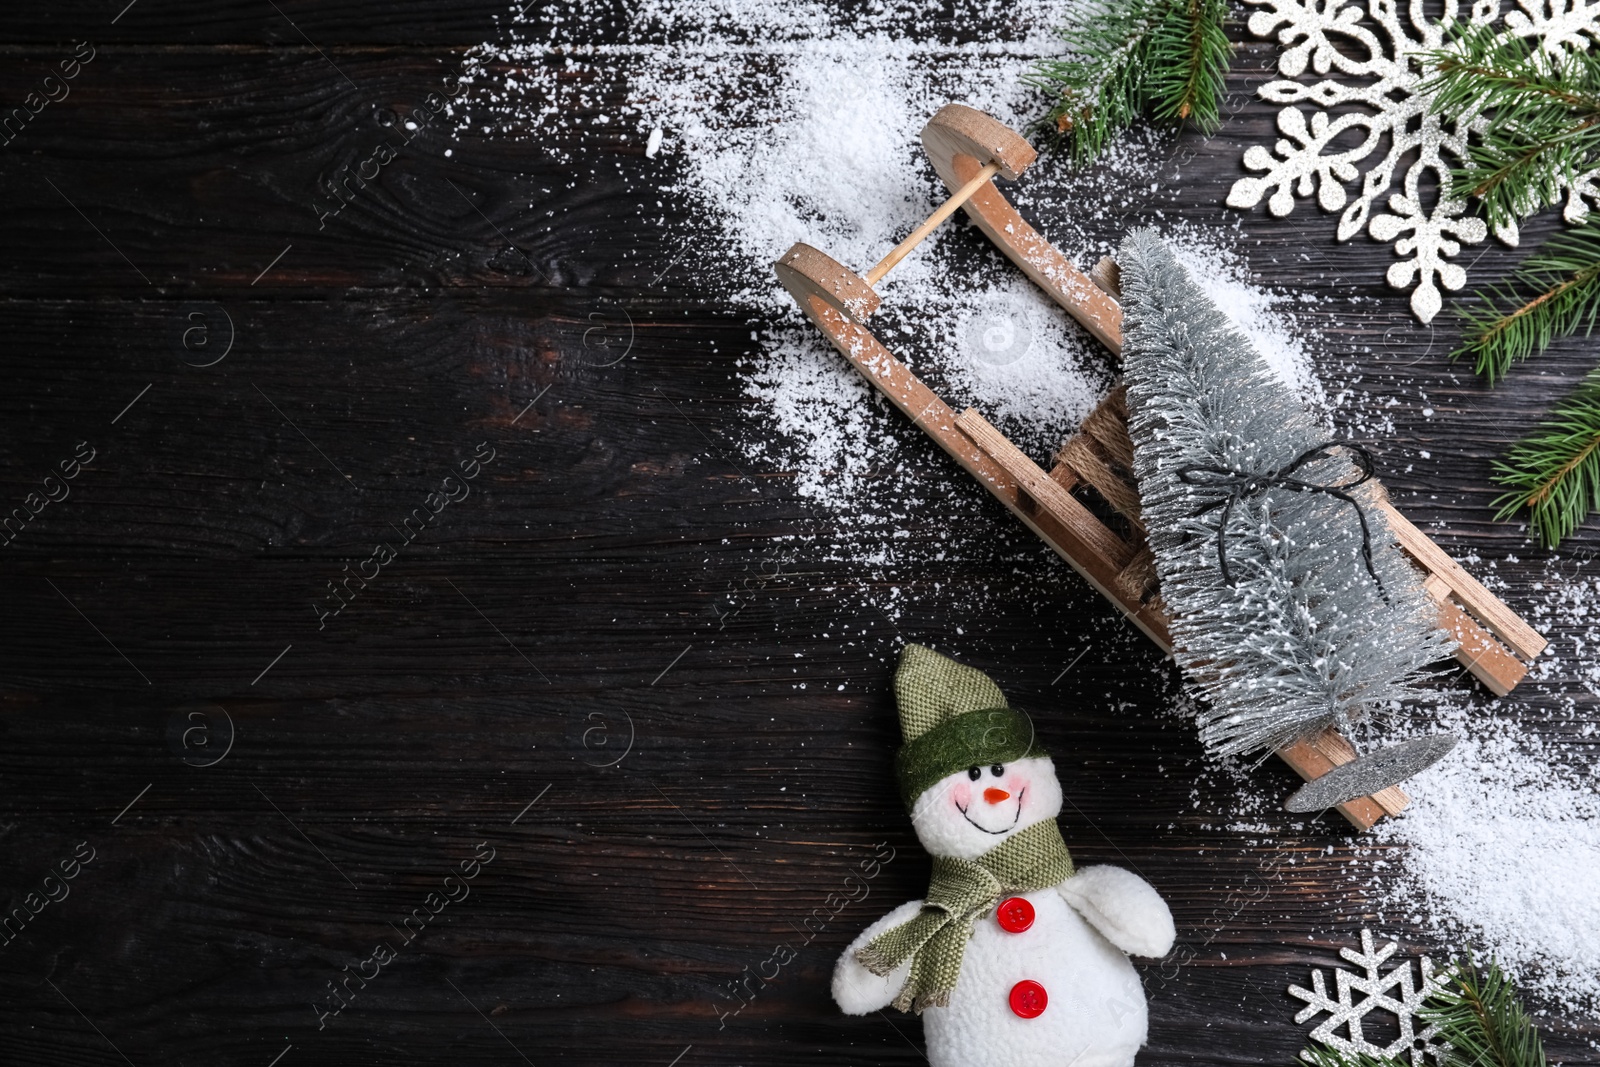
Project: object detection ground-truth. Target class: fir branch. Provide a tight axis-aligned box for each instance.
[1026,0,1232,167]
[1025,0,1156,167]
[1492,366,1600,547]
[1421,23,1600,230]
[1147,0,1231,132]
[1452,221,1600,383]
[1425,958,1548,1067]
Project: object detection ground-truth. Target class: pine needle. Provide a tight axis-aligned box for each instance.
[1492,366,1600,547]
[1424,957,1548,1067]
[1421,23,1600,230]
[1026,0,1231,167]
[1025,0,1155,167]
[1147,0,1230,132]
[1452,221,1600,383]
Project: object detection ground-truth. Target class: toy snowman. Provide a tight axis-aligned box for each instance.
[833,644,1175,1067]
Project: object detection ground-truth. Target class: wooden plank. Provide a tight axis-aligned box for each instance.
[1089,255,1122,297]
[925,156,1125,354]
[953,409,1134,572]
[1424,575,1527,696]
[5,2,524,44]
[1380,500,1548,661]
[801,299,1172,651]
[1049,462,1083,493]
[4,34,1596,1066]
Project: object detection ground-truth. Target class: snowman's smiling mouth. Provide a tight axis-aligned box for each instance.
[955,787,1025,835]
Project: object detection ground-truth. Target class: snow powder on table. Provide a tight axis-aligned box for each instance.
[452,1,1326,512]
[1372,717,1600,1020]
[1326,556,1600,1020]
[454,0,1599,1024]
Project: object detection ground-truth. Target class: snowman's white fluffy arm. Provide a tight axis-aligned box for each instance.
[831,898,922,1015]
[1057,865,1175,958]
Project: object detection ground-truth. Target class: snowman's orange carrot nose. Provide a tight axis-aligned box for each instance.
[983,787,1010,804]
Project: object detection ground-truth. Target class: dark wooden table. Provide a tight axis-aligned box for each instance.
[2,4,1596,1064]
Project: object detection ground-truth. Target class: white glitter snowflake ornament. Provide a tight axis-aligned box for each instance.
[1290,929,1453,1065]
[1229,1,1600,323]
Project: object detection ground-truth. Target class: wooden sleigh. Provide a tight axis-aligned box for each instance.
[774,104,1548,830]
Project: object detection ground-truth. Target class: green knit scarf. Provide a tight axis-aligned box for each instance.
[855,818,1074,1013]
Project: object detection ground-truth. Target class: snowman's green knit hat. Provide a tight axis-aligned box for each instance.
[891,644,1047,809]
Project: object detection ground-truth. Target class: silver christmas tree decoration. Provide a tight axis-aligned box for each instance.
[1290,929,1454,1065]
[1117,229,1452,761]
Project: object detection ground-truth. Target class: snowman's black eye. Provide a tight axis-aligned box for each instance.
[967,766,981,781]
[991,764,1005,777]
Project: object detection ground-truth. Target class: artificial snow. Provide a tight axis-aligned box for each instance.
[1372,713,1600,1020]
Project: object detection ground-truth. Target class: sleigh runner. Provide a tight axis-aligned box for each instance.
[774,104,1547,830]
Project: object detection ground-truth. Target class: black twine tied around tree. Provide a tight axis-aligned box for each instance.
[1175,442,1388,601]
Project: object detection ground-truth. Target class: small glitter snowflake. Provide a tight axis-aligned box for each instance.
[1228,0,1600,323]
[1289,929,1453,1065]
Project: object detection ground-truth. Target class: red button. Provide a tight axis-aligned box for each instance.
[1009,979,1047,1018]
[996,896,1034,933]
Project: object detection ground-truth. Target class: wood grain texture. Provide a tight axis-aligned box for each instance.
[1,11,1597,1067]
